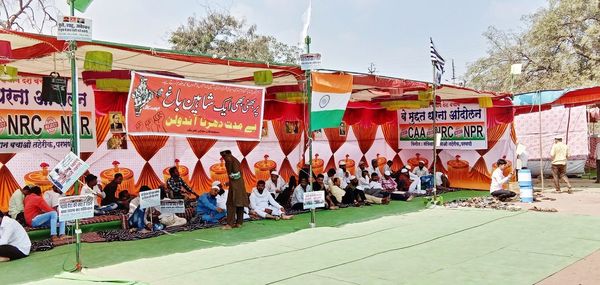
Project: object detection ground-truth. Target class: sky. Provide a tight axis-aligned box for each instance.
[48,0,549,82]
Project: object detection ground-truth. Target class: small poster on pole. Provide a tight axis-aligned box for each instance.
[160,199,185,214]
[48,152,90,193]
[139,189,161,209]
[303,191,325,209]
[57,16,92,41]
[58,195,95,222]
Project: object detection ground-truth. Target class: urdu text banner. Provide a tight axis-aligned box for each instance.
[125,72,265,141]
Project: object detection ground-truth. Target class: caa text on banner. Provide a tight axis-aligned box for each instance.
[0,77,96,153]
[125,72,265,141]
[58,195,95,222]
[398,103,487,150]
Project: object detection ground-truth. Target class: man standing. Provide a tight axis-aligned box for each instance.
[596,140,600,183]
[550,137,572,193]
[167,167,198,199]
[220,149,249,229]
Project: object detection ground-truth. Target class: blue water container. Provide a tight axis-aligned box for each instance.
[518,169,533,203]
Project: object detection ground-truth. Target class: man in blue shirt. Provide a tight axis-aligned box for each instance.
[196,185,226,224]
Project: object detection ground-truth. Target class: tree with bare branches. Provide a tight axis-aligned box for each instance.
[0,0,58,33]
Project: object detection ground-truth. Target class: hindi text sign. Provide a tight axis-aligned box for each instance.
[139,189,161,209]
[398,103,488,150]
[160,199,185,214]
[48,152,90,192]
[58,195,95,222]
[303,191,325,209]
[57,16,92,41]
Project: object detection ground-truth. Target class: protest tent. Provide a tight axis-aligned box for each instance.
[0,30,516,211]
[513,87,600,178]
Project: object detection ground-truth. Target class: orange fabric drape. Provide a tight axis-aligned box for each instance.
[468,124,510,187]
[381,121,399,152]
[187,138,217,193]
[130,135,169,191]
[510,123,517,144]
[0,154,19,212]
[324,126,349,173]
[96,114,110,147]
[352,124,378,163]
[237,141,260,192]
[272,120,303,180]
[392,154,404,172]
[80,152,93,161]
[435,150,447,174]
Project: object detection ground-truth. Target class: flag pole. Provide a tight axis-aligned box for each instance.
[431,69,438,202]
[69,0,83,271]
[305,35,316,228]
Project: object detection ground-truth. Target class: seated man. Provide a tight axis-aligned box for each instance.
[24,186,67,241]
[381,171,398,193]
[404,166,425,195]
[348,176,386,205]
[9,185,31,225]
[313,174,339,210]
[329,177,347,205]
[265,171,287,198]
[43,185,63,209]
[291,177,311,210]
[250,180,293,220]
[344,176,367,205]
[436,172,451,191]
[154,185,187,228]
[102,173,123,209]
[365,173,390,199]
[336,162,349,188]
[213,181,253,220]
[117,190,132,211]
[0,212,30,262]
[196,185,227,224]
[128,186,162,232]
[384,160,394,176]
[490,159,516,201]
[81,174,118,215]
[413,161,430,177]
[166,167,198,200]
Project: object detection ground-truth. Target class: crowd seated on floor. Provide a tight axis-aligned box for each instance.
[1,157,461,260]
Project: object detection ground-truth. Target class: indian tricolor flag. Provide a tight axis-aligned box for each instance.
[310,73,353,131]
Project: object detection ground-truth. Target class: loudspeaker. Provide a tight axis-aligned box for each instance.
[41,72,68,104]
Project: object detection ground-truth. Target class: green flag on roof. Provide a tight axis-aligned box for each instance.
[72,0,94,13]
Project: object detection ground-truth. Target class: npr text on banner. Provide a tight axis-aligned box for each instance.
[398,103,487,150]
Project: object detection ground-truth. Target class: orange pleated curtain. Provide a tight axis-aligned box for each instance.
[79,114,111,162]
[237,141,260,192]
[381,121,404,171]
[272,120,302,181]
[187,138,217,194]
[351,123,378,166]
[468,124,509,188]
[324,125,349,173]
[0,154,20,212]
[130,135,169,193]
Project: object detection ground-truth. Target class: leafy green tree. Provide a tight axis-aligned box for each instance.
[169,10,301,64]
[464,0,600,93]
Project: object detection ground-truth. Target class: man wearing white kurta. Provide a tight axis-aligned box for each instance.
[250,181,293,220]
[264,171,287,198]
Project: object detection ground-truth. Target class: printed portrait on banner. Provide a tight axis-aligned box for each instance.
[107,133,128,150]
[339,121,347,136]
[261,120,268,138]
[285,121,299,134]
[109,112,125,133]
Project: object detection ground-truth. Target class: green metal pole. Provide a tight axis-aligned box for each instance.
[305,35,316,228]
[431,66,438,202]
[69,0,82,271]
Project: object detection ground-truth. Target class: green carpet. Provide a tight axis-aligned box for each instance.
[31,208,600,285]
[1,191,487,285]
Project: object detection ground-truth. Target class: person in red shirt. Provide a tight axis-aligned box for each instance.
[23,186,66,241]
